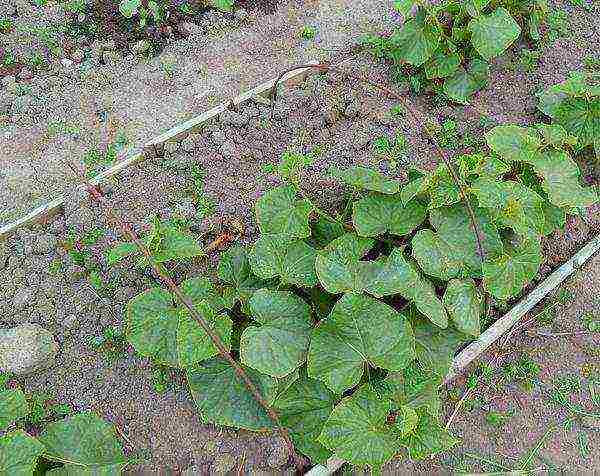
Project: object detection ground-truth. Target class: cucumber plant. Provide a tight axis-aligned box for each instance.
[113,123,595,472]
[363,0,550,103]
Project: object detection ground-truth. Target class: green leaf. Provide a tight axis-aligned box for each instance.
[394,405,419,437]
[187,357,277,431]
[255,185,313,240]
[400,171,429,205]
[329,166,399,194]
[249,236,317,287]
[463,0,491,17]
[468,7,521,60]
[210,0,234,12]
[534,124,578,148]
[307,293,415,393]
[39,413,128,473]
[352,193,426,237]
[106,242,138,266]
[411,203,503,280]
[457,153,509,180]
[240,290,313,378]
[0,431,44,476]
[485,125,543,162]
[307,215,345,249]
[217,246,274,313]
[318,385,401,470]
[541,201,567,236]
[118,0,141,18]
[443,279,481,336]
[140,225,203,264]
[401,412,460,459]
[126,278,232,368]
[390,17,441,67]
[393,0,416,16]
[471,179,545,235]
[273,370,337,464]
[483,236,542,300]
[367,249,448,328]
[0,389,28,431]
[443,60,489,104]
[424,51,461,79]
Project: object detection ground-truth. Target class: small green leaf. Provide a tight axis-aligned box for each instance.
[483,236,542,300]
[106,242,138,266]
[118,0,141,18]
[443,60,489,104]
[249,236,317,287]
[401,412,460,459]
[210,0,234,12]
[443,279,481,336]
[39,413,128,473]
[187,357,277,431]
[390,16,441,67]
[393,0,416,16]
[0,431,44,476]
[329,166,399,194]
[255,185,313,240]
[318,385,401,470]
[468,7,521,60]
[307,293,415,394]
[457,153,509,180]
[463,0,491,17]
[240,290,313,378]
[126,278,231,368]
[353,193,426,237]
[0,389,28,431]
[273,370,337,464]
[142,225,203,264]
[394,405,420,437]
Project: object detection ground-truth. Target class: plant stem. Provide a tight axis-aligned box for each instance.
[65,162,305,473]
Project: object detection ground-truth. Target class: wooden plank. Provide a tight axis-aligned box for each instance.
[305,233,600,476]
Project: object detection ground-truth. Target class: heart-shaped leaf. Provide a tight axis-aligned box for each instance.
[485,125,543,162]
[240,290,313,378]
[353,193,427,237]
[0,431,44,476]
[307,293,415,393]
[126,278,232,368]
[329,166,400,194]
[318,385,401,470]
[468,7,521,60]
[389,16,441,67]
[0,389,28,431]
[483,236,542,300]
[187,357,277,431]
[400,411,460,460]
[39,413,128,473]
[255,185,313,240]
[249,236,317,287]
[443,279,482,336]
[273,370,337,464]
[411,203,503,280]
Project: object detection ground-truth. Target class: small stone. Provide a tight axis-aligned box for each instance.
[322,109,339,126]
[211,453,236,473]
[0,91,13,115]
[131,39,151,55]
[221,110,250,128]
[173,198,196,221]
[61,313,79,331]
[0,324,58,375]
[209,127,227,145]
[164,140,181,155]
[343,98,361,118]
[234,8,249,22]
[99,39,116,51]
[18,68,33,81]
[267,438,290,468]
[1,75,16,87]
[103,51,123,66]
[77,12,86,22]
[71,49,85,63]
[34,233,58,255]
[61,58,74,68]
[12,286,37,312]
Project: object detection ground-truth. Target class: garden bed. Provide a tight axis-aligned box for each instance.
[1,48,598,472]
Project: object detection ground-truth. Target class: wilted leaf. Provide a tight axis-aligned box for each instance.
[0,389,28,431]
[329,166,400,194]
[318,385,401,470]
[39,413,128,473]
[249,236,317,287]
[127,278,231,368]
[353,193,426,237]
[187,357,277,431]
[0,431,44,476]
[255,185,313,240]
[240,290,313,378]
[308,293,415,393]
[468,7,521,60]
[443,279,481,336]
[273,370,337,464]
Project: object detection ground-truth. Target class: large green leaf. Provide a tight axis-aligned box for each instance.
[424,51,461,79]
[468,7,521,60]
[255,185,313,240]
[485,125,543,163]
[126,278,232,368]
[249,236,317,287]
[187,357,277,431]
[0,389,28,431]
[217,246,274,313]
[0,431,44,476]
[329,166,399,194]
[483,236,542,300]
[400,411,460,460]
[240,290,313,378]
[411,203,503,280]
[393,0,417,16]
[39,413,128,474]
[443,279,481,336]
[318,385,401,470]
[389,16,441,67]
[307,215,346,249]
[307,293,415,393]
[471,179,545,235]
[273,370,337,464]
[352,193,426,237]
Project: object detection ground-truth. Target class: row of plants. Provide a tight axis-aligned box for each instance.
[363,0,557,103]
